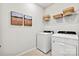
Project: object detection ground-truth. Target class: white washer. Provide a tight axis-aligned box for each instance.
[51,31,78,56]
[36,31,53,53]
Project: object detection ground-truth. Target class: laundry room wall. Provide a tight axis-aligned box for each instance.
[0,4,3,55]
[44,3,79,33]
[0,3,44,55]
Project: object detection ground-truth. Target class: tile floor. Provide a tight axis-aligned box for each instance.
[22,49,51,56]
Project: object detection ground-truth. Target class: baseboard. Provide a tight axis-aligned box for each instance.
[16,48,36,56]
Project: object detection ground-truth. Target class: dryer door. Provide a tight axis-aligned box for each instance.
[52,41,77,56]
[64,44,77,56]
[52,41,65,56]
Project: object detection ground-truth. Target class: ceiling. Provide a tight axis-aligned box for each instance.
[36,3,53,9]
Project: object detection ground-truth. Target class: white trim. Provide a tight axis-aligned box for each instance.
[16,48,36,56]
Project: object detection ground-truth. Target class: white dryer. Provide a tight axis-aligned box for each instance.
[36,31,54,53]
[51,31,78,56]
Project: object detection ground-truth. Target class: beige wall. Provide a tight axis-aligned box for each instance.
[44,3,79,33]
[0,3,44,55]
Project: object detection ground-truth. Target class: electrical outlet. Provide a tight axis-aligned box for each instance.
[0,45,1,48]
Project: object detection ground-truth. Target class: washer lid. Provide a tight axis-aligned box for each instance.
[58,31,76,35]
[52,34,78,39]
[43,31,52,33]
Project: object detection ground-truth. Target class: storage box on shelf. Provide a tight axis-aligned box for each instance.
[63,6,75,16]
[43,15,50,21]
[53,13,63,19]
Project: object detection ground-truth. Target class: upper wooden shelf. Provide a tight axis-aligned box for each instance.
[63,6,75,16]
[43,6,79,20]
[53,13,63,19]
[43,15,50,21]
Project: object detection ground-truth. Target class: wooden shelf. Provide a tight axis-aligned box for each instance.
[43,15,50,21]
[63,6,75,16]
[53,13,63,19]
